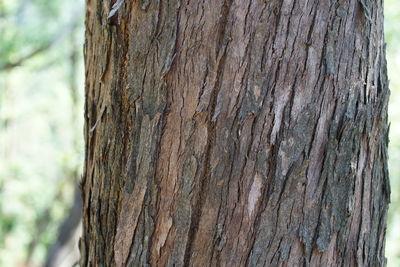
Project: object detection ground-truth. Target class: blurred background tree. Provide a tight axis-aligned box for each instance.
[0,0,399,266]
[0,0,84,266]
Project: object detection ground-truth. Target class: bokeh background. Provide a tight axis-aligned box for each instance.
[0,0,399,266]
[0,0,84,266]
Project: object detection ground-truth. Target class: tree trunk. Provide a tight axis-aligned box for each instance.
[80,0,390,266]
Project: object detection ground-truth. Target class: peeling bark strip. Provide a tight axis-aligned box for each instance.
[81,0,390,266]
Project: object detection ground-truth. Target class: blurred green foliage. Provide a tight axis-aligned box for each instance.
[0,0,84,266]
[386,0,400,266]
[0,0,399,266]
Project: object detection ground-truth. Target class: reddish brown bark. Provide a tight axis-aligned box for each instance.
[81,0,390,266]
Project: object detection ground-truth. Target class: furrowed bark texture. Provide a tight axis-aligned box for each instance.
[81,0,390,266]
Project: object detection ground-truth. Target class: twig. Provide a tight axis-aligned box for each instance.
[0,11,83,71]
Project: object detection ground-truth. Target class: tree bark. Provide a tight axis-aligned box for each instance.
[81,0,390,266]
